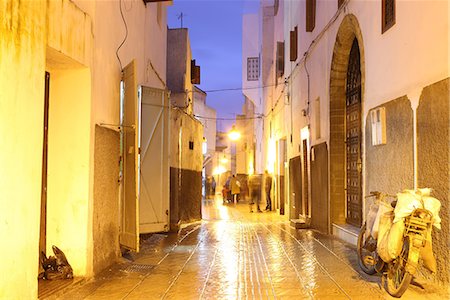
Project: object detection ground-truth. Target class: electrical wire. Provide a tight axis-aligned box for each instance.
[116,0,128,72]
[194,114,263,121]
[186,83,282,94]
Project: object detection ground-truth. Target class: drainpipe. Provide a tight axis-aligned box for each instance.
[407,89,422,190]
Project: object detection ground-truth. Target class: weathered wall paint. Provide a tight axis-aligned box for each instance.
[169,109,203,230]
[417,78,449,284]
[170,109,203,172]
[364,97,414,196]
[47,0,92,67]
[93,125,120,274]
[0,1,46,298]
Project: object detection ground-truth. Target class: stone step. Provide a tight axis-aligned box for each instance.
[332,223,359,246]
[290,217,311,229]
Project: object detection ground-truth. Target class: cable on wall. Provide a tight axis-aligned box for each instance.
[116,0,128,73]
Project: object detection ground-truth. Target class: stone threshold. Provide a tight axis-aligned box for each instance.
[332,223,360,246]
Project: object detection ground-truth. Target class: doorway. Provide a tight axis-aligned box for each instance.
[39,72,50,257]
[345,38,362,226]
[329,15,365,228]
[277,138,287,215]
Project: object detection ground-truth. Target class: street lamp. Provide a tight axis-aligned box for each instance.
[228,125,241,141]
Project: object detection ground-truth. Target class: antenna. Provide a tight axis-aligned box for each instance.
[177,12,186,28]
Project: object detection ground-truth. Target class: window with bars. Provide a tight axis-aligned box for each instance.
[306,0,316,32]
[382,0,396,33]
[247,57,259,81]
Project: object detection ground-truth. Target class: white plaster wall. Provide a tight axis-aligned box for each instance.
[88,0,168,126]
[193,90,217,161]
[0,1,46,298]
[242,13,261,105]
[46,68,91,276]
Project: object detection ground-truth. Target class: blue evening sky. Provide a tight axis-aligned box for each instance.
[168,0,259,131]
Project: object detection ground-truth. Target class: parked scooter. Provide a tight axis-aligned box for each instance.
[357,189,441,298]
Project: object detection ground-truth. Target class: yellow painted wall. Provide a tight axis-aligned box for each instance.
[46,68,91,276]
[0,0,46,298]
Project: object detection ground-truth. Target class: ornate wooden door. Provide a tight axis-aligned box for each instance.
[346,38,362,227]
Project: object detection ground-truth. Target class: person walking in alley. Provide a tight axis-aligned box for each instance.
[248,174,262,213]
[265,170,272,211]
[211,177,216,196]
[230,175,241,204]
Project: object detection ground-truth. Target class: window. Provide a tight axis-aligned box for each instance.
[306,0,316,32]
[290,26,298,62]
[370,107,386,145]
[191,60,200,84]
[382,0,396,33]
[247,57,259,81]
[276,42,284,78]
[189,141,194,150]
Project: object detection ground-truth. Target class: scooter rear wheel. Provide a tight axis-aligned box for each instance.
[385,236,413,298]
[357,222,378,275]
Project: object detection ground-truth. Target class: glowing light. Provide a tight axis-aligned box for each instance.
[213,165,226,175]
[228,125,241,141]
[248,161,254,175]
[220,157,228,164]
[301,126,310,140]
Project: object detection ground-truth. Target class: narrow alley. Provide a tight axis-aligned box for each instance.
[54,198,445,300]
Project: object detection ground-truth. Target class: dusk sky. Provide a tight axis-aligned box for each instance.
[168,0,259,131]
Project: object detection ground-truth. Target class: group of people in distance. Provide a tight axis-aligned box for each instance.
[221,171,273,213]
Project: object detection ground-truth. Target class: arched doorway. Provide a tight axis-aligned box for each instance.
[329,15,365,227]
[345,38,362,226]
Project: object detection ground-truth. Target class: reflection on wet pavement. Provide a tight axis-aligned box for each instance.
[59,197,448,299]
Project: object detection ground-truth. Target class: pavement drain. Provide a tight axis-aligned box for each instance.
[123,263,155,273]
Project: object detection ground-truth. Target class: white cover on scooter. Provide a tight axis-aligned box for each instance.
[393,191,423,223]
[371,200,393,239]
[393,189,441,229]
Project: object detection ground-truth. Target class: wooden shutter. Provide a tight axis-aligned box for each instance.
[306,0,316,32]
[382,0,396,33]
[290,26,298,62]
[276,42,284,78]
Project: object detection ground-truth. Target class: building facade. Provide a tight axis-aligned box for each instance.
[243,0,449,284]
[0,0,172,297]
[167,28,204,230]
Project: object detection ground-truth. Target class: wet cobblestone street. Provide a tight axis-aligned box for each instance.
[58,198,448,299]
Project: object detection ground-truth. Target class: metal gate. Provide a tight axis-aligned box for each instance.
[346,38,362,227]
[139,86,170,233]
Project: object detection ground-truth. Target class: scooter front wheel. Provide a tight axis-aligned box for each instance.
[357,222,378,275]
[385,236,413,298]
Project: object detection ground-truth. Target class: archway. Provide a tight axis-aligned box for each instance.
[329,15,365,227]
